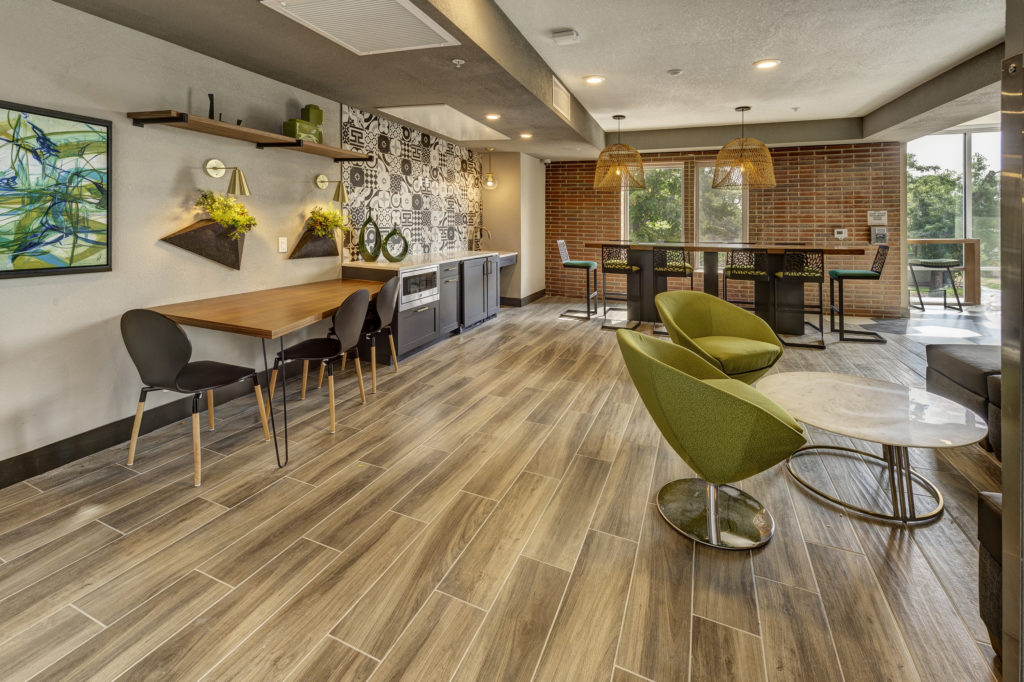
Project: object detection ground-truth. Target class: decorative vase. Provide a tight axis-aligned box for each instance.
[289,230,340,259]
[358,210,381,262]
[161,219,244,270]
[382,227,409,262]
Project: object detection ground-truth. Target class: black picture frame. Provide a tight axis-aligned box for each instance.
[0,100,112,279]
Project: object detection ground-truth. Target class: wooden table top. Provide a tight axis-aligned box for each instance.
[148,279,384,339]
[584,240,866,255]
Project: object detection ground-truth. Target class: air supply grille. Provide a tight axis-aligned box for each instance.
[260,0,460,56]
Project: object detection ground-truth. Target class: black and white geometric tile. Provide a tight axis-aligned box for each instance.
[342,105,482,255]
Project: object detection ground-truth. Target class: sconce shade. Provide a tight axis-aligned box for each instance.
[594,143,645,190]
[712,137,776,189]
[333,180,348,204]
[227,167,251,196]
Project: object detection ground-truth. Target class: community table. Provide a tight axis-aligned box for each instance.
[148,278,385,467]
[583,241,867,334]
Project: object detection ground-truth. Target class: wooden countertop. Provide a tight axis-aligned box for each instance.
[147,279,384,339]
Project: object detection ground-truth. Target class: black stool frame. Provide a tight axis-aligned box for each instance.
[723,249,769,309]
[600,244,640,330]
[908,260,963,312]
[557,239,599,320]
[774,249,826,349]
[829,245,889,344]
[652,246,695,336]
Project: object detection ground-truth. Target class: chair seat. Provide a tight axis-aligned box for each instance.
[775,269,822,279]
[828,269,880,280]
[693,336,781,376]
[604,259,640,271]
[654,263,694,274]
[910,258,961,268]
[563,260,597,270]
[176,361,255,392]
[279,337,342,361]
[723,266,767,277]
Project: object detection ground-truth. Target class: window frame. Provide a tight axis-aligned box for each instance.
[693,161,749,244]
[620,164,685,242]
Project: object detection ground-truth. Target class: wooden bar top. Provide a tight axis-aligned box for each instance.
[148,279,384,339]
[583,240,866,255]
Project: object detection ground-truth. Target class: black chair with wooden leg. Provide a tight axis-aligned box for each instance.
[120,309,271,487]
[268,289,369,432]
[361,276,400,394]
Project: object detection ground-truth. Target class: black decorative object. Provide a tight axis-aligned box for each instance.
[208,93,214,119]
[289,231,339,259]
[162,219,244,270]
[382,227,409,262]
[358,209,381,262]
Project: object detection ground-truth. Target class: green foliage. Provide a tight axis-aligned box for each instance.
[696,167,743,242]
[628,168,682,241]
[195,190,256,240]
[305,206,347,238]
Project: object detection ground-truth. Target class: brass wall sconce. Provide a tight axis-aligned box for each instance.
[205,159,251,196]
[314,174,348,204]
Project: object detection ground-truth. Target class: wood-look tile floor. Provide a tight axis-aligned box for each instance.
[0,297,1002,681]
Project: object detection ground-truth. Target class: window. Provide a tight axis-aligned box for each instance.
[625,166,682,241]
[695,164,746,243]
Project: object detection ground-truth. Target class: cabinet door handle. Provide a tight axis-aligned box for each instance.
[414,306,429,313]
[444,278,458,283]
[443,266,457,272]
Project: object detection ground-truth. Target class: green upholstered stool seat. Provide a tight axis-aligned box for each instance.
[909,258,961,268]
[654,262,694,274]
[828,269,880,280]
[723,266,767,276]
[616,329,806,549]
[693,336,784,377]
[655,290,783,384]
[563,260,598,269]
[603,259,639,271]
[775,268,822,278]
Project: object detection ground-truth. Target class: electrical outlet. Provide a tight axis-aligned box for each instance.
[834,229,848,240]
[278,237,288,253]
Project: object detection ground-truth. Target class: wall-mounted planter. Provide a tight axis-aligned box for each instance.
[290,230,339,259]
[161,219,244,270]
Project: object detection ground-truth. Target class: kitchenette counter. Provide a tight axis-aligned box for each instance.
[342,250,516,271]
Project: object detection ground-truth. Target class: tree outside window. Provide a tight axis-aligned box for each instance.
[627,167,682,241]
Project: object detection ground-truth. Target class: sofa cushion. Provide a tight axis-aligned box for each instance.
[988,373,1001,408]
[978,492,1003,559]
[692,336,780,377]
[925,344,1001,397]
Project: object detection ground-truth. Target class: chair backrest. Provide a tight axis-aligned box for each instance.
[726,248,767,270]
[781,249,824,280]
[653,246,690,272]
[556,239,570,264]
[601,244,630,266]
[375,276,400,328]
[871,245,890,274]
[120,309,192,389]
[332,289,371,351]
[616,329,805,484]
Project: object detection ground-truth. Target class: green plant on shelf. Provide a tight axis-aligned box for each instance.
[195,190,256,240]
[305,205,348,239]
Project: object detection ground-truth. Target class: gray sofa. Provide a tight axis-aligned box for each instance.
[924,344,1001,459]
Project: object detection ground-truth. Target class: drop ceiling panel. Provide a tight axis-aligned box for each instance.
[377,104,510,141]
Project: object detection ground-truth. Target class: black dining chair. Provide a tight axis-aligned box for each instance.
[829,245,890,343]
[120,309,271,486]
[722,248,769,309]
[268,289,369,433]
[601,244,641,330]
[652,245,694,335]
[362,276,400,393]
[773,249,826,349]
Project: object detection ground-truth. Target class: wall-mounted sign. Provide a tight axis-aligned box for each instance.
[870,226,889,244]
[867,210,888,226]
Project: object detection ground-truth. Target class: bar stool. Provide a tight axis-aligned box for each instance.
[723,248,769,309]
[557,239,598,320]
[909,256,963,312]
[829,245,889,343]
[652,245,694,336]
[601,244,641,330]
[773,249,825,349]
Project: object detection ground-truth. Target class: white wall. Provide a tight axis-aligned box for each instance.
[481,153,546,300]
[0,0,350,461]
[520,156,547,298]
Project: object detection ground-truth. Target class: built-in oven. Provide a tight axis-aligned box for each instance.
[399,264,440,310]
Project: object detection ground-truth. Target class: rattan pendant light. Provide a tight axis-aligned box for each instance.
[594,114,645,191]
[713,106,776,189]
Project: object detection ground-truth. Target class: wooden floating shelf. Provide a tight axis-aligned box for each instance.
[126,110,372,162]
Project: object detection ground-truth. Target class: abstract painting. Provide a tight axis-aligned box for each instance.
[0,101,111,278]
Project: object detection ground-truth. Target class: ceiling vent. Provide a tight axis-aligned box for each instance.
[260,0,460,56]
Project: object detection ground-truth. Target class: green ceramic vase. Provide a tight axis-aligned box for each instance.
[358,211,381,262]
[382,227,409,262]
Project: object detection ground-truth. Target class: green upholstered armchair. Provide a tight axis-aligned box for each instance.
[655,290,783,384]
[617,329,806,548]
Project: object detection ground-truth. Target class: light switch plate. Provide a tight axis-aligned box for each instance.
[834,229,848,240]
[278,237,288,253]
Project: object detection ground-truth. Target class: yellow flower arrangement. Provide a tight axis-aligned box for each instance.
[195,190,256,240]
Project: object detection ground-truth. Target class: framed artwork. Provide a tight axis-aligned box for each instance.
[0,100,111,278]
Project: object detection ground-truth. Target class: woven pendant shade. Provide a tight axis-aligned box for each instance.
[594,115,645,191]
[712,106,776,189]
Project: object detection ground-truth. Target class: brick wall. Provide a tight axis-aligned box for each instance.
[545,142,904,318]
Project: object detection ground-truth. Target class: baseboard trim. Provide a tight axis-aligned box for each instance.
[500,289,546,307]
[0,361,303,489]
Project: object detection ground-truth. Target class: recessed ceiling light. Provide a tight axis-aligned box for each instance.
[584,75,605,85]
[754,59,781,70]
[520,132,533,139]
[485,113,501,120]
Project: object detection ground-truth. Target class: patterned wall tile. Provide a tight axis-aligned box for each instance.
[342,105,482,255]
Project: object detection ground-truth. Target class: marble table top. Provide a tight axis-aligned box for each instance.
[757,371,987,448]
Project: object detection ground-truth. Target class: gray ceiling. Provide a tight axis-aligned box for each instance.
[54,0,1005,159]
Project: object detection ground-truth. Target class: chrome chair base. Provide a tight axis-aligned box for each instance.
[787,444,944,524]
[657,479,774,550]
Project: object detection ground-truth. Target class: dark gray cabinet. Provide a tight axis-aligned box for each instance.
[485,254,499,319]
[396,301,439,355]
[439,261,460,334]
[461,257,487,328]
